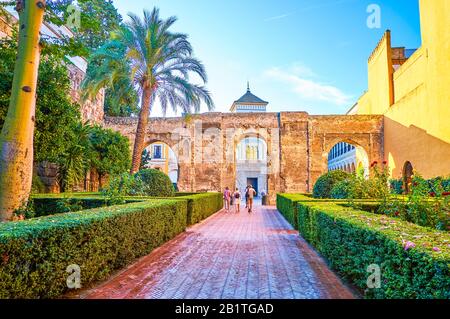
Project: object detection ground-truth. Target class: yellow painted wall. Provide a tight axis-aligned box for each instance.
[355,0,450,179]
[366,31,394,114]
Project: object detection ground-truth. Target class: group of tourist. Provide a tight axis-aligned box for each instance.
[223,185,257,213]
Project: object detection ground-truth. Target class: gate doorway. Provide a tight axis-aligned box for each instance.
[247,178,258,196]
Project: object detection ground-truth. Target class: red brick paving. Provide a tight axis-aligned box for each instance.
[73,205,357,299]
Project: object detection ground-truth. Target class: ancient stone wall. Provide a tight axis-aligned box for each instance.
[105,112,384,204]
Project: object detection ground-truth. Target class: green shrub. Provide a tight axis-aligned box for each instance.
[0,199,187,298]
[313,170,350,198]
[31,174,46,194]
[330,163,390,200]
[31,197,109,217]
[276,194,308,229]
[390,178,404,195]
[276,193,380,229]
[380,174,450,231]
[134,169,175,197]
[330,180,351,199]
[178,193,223,226]
[101,172,143,205]
[295,200,450,299]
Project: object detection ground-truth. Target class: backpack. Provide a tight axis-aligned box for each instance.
[235,192,240,199]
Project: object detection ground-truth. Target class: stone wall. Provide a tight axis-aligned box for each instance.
[67,63,105,125]
[105,112,384,204]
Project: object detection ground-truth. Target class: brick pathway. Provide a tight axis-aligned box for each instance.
[74,205,356,299]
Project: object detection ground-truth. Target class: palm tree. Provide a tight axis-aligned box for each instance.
[82,8,214,173]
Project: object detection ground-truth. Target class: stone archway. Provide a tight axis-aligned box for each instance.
[142,140,180,189]
[234,135,268,198]
[104,113,384,200]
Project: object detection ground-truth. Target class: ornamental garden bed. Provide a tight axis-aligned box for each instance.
[0,192,223,299]
[276,194,450,299]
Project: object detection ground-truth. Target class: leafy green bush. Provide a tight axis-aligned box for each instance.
[390,178,404,195]
[0,199,187,298]
[178,193,223,226]
[31,174,46,194]
[313,170,350,198]
[295,200,450,299]
[276,194,309,229]
[277,193,380,229]
[330,163,390,200]
[134,169,175,197]
[101,173,143,205]
[380,174,450,231]
[330,180,351,199]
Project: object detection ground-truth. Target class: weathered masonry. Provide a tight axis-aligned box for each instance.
[105,112,383,204]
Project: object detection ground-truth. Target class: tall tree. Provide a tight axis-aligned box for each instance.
[83,39,138,117]
[45,0,123,57]
[89,125,131,188]
[0,0,46,221]
[82,8,214,173]
[0,35,83,164]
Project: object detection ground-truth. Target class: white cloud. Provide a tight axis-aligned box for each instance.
[264,66,352,106]
[264,13,293,22]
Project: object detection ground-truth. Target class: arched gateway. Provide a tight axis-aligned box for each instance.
[104,112,383,204]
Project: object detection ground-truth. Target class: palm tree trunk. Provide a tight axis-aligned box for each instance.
[130,87,152,174]
[0,0,46,221]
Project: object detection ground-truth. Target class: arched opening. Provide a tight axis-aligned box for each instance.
[235,136,268,198]
[403,161,414,194]
[142,141,179,190]
[327,141,369,178]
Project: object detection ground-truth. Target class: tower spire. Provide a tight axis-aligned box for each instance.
[247,81,250,92]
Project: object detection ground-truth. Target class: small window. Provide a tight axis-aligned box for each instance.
[153,145,162,159]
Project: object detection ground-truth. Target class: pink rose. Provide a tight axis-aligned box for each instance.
[403,241,415,251]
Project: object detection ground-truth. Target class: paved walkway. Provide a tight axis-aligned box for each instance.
[74,206,356,299]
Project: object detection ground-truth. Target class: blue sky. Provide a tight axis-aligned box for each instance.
[113,0,421,116]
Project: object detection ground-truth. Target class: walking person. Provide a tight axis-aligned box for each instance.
[223,187,231,212]
[233,187,241,213]
[245,185,249,209]
[247,184,256,213]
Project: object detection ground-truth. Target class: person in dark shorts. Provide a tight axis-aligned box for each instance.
[247,184,256,213]
[244,185,249,209]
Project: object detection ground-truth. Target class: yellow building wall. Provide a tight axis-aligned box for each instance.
[356,0,450,179]
[365,31,394,115]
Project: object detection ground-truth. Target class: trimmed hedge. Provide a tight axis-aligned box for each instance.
[178,193,223,226]
[139,192,223,226]
[0,199,187,299]
[276,193,380,230]
[32,197,107,217]
[295,200,450,299]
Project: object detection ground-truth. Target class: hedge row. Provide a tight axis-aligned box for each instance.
[178,193,223,226]
[0,192,223,299]
[32,197,107,217]
[134,192,223,226]
[276,195,450,299]
[276,193,380,230]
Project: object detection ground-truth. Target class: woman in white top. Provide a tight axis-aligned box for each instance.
[233,188,241,213]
